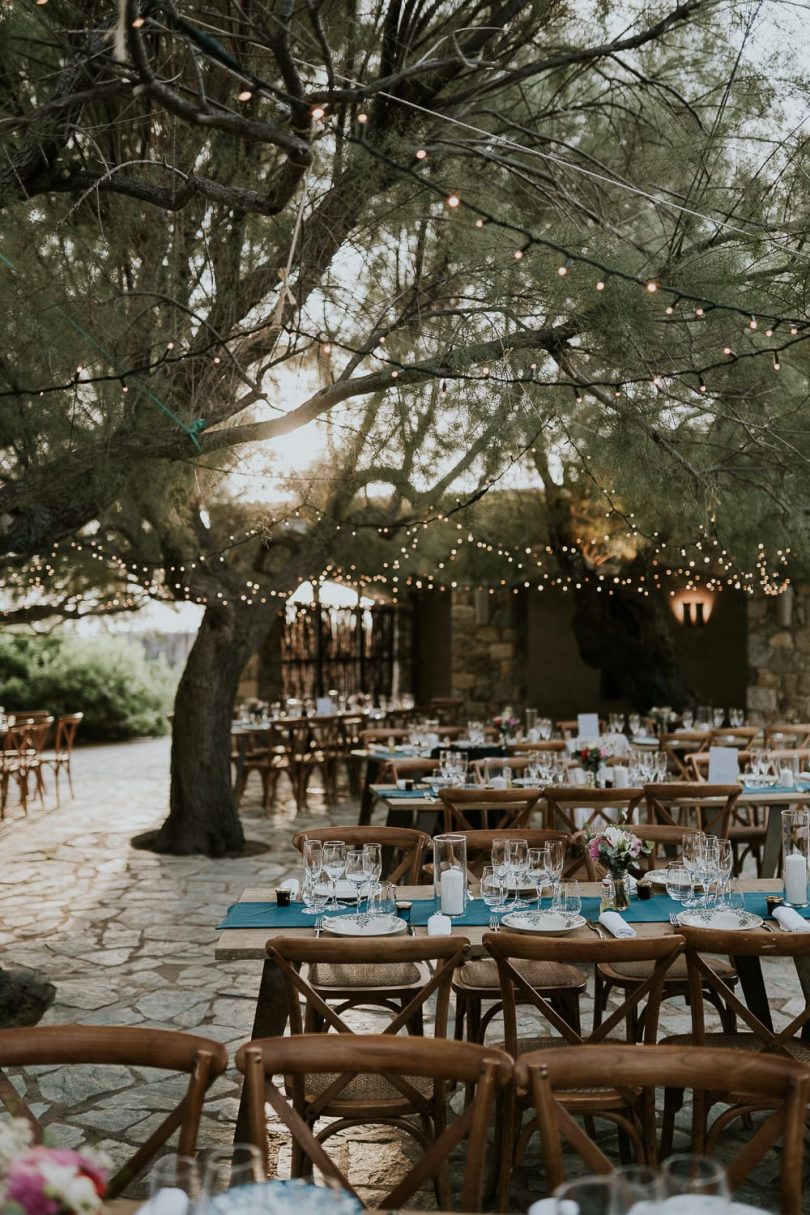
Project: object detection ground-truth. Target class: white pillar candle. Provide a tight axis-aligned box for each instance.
[440,866,465,915]
[490,776,507,790]
[784,850,808,905]
[780,766,795,789]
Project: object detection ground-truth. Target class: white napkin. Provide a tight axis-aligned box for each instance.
[135,1189,190,1215]
[773,905,810,932]
[280,878,300,896]
[599,911,636,938]
[427,913,452,936]
[529,1201,577,1215]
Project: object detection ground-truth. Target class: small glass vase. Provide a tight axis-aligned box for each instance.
[611,872,631,910]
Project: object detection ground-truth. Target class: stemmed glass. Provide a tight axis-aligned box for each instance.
[712,708,726,729]
[681,709,694,729]
[506,838,529,908]
[491,837,510,886]
[480,864,506,926]
[322,840,347,910]
[362,842,382,894]
[553,1176,621,1214]
[546,838,565,895]
[527,846,551,910]
[681,831,705,909]
[538,717,552,740]
[345,848,367,910]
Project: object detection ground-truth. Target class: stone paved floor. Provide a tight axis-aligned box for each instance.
[0,739,805,1210]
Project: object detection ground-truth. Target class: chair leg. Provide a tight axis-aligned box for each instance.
[66,759,75,799]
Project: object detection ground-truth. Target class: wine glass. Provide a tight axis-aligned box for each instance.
[506,838,529,908]
[527,846,551,910]
[660,1153,730,1199]
[302,837,322,878]
[681,709,694,729]
[362,842,382,893]
[554,1175,622,1214]
[480,864,506,925]
[491,837,510,884]
[149,1156,201,1215]
[681,832,705,908]
[302,870,329,915]
[712,708,726,729]
[322,840,347,910]
[345,848,366,908]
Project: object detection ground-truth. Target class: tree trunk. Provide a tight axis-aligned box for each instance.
[570,578,691,710]
[134,602,257,856]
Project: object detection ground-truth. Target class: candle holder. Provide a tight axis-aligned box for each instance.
[782,808,810,907]
[433,833,468,918]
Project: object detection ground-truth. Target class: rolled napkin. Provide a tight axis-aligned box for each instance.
[529,1201,577,1215]
[427,913,452,936]
[135,1189,190,1215]
[599,911,636,938]
[773,905,810,933]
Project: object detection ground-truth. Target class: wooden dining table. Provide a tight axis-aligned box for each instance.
[216,877,810,1144]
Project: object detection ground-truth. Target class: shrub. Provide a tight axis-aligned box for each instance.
[0,633,175,740]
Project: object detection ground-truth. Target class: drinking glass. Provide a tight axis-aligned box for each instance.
[506,838,529,907]
[362,842,382,891]
[712,708,726,729]
[628,714,641,736]
[302,870,329,915]
[480,864,506,923]
[554,879,581,920]
[654,752,668,781]
[491,837,510,883]
[612,1164,662,1211]
[546,838,565,889]
[660,1154,730,1199]
[303,838,322,877]
[149,1156,201,1215]
[203,1144,264,1199]
[539,717,552,740]
[527,846,551,908]
[726,876,745,913]
[368,881,397,917]
[345,848,366,907]
[554,1175,622,1214]
[665,864,693,911]
[322,840,347,909]
[681,709,694,729]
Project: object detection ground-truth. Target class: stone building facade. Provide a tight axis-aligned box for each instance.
[747,585,810,722]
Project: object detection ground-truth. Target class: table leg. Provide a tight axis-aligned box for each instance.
[233,958,289,1147]
[794,957,810,1041]
[761,804,782,878]
[358,758,382,825]
[732,956,774,1032]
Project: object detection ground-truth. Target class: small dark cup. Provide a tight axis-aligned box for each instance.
[276,888,291,907]
[766,895,784,916]
[637,881,652,901]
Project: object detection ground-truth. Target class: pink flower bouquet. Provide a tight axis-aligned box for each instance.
[0,1119,109,1215]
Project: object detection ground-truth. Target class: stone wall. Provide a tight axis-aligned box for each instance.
[747,585,810,721]
[450,589,526,718]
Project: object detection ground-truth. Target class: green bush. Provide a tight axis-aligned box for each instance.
[0,633,175,740]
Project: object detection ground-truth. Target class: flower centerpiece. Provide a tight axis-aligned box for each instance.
[585,823,651,910]
[492,706,520,741]
[0,1118,109,1215]
[577,745,608,775]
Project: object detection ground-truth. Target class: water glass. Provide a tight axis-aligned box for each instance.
[203,1144,264,1197]
[612,1164,662,1210]
[148,1157,201,1214]
[527,846,551,907]
[660,1154,730,1198]
[322,840,347,909]
[302,870,329,915]
[362,842,382,889]
[665,864,693,908]
[554,1175,622,1214]
[369,881,397,917]
[539,717,553,740]
[553,880,581,919]
[712,708,726,729]
[345,848,366,904]
[480,865,506,920]
[506,838,529,906]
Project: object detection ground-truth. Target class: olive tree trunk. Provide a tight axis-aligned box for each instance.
[134,601,272,856]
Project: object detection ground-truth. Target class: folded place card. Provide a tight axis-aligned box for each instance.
[708,745,739,784]
[315,697,335,716]
[577,712,600,741]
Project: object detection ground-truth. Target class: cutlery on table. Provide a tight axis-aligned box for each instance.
[586,919,606,939]
[489,913,500,932]
[314,916,324,938]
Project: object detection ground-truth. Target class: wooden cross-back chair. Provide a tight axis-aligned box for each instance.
[764,723,810,749]
[483,931,684,1210]
[237,1033,513,1212]
[235,724,292,810]
[684,749,751,781]
[360,727,412,749]
[470,756,535,783]
[291,825,430,885]
[1,717,54,817]
[381,756,441,783]
[515,1044,810,1214]
[708,725,760,748]
[0,1025,227,1199]
[658,730,711,777]
[506,740,567,756]
[541,788,644,871]
[643,782,740,837]
[43,712,83,803]
[438,786,542,832]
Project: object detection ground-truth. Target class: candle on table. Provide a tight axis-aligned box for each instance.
[784,850,808,905]
[440,866,465,915]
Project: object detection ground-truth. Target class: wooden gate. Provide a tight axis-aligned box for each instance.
[281,600,398,700]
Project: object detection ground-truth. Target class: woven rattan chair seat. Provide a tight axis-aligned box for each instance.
[307,961,424,988]
[298,1068,434,1103]
[597,954,736,981]
[453,958,585,992]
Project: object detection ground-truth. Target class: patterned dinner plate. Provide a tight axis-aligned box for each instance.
[501,910,585,934]
[676,909,762,931]
[323,913,407,937]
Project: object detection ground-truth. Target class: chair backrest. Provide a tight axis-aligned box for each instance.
[237,1033,512,1211]
[438,787,542,831]
[685,750,751,781]
[644,782,741,835]
[507,740,567,755]
[542,786,644,835]
[0,1025,227,1198]
[456,828,573,877]
[515,1043,809,1209]
[383,756,441,782]
[291,826,430,884]
[6,718,54,756]
[708,726,759,748]
[484,930,683,1053]
[265,935,469,1041]
[9,710,51,721]
[54,713,83,758]
[764,723,810,749]
[659,731,711,777]
[470,756,533,782]
[677,924,810,1050]
[361,727,411,747]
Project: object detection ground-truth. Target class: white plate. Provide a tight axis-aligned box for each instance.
[677,909,762,931]
[501,910,586,934]
[323,913,406,937]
